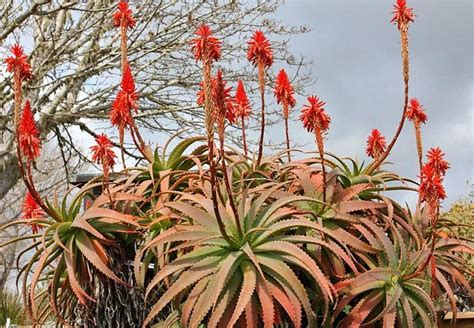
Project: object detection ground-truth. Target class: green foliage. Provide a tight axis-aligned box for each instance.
[0,291,30,326]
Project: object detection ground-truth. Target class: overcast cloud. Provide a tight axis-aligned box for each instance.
[268,0,473,207]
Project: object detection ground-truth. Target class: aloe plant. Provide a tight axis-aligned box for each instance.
[0,1,472,327]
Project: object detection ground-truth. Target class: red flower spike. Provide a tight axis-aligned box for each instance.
[22,192,44,234]
[300,96,330,133]
[213,70,235,124]
[113,0,136,29]
[247,30,273,68]
[390,0,415,30]
[366,129,387,159]
[274,69,296,111]
[197,73,235,124]
[120,62,138,109]
[90,134,117,170]
[110,62,138,131]
[426,147,450,177]
[18,100,41,161]
[5,44,32,81]
[419,163,446,203]
[406,98,428,124]
[191,24,222,63]
[234,80,251,120]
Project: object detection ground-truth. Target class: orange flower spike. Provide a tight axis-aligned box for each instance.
[274,69,296,117]
[234,80,251,120]
[234,80,251,157]
[113,0,136,29]
[18,101,41,161]
[390,0,415,30]
[366,129,387,159]
[300,95,331,201]
[22,192,44,234]
[5,44,32,81]
[419,163,446,205]
[213,70,235,124]
[426,147,450,177]
[300,96,330,133]
[191,24,222,63]
[109,63,138,134]
[247,30,273,68]
[406,98,428,124]
[91,134,117,171]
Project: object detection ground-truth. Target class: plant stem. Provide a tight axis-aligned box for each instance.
[284,102,291,162]
[256,62,265,167]
[219,129,242,237]
[314,122,326,203]
[241,116,248,158]
[367,23,410,174]
[202,61,234,245]
[414,119,423,205]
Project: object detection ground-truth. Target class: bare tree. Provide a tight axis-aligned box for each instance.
[0,0,311,202]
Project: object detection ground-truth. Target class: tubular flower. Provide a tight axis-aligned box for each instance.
[5,44,32,81]
[213,70,235,124]
[22,192,44,234]
[274,69,296,116]
[419,163,446,204]
[90,134,117,172]
[406,98,428,123]
[191,24,221,63]
[18,101,41,161]
[366,129,387,159]
[234,80,251,120]
[113,0,136,29]
[197,73,235,123]
[110,63,138,131]
[300,96,330,133]
[426,147,450,177]
[390,0,415,30]
[247,30,273,68]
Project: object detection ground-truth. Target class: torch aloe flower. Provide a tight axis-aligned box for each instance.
[113,0,136,29]
[275,69,296,160]
[18,100,41,162]
[113,0,136,69]
[110,62,139,158]
[22,192,44,234]
[390,0,415,30]
[248,30,273,166]
[5,44,32,134]
[91,133,117,184]
[191,24,222,63]
[366,129,387,160]
[247,30,273,68]
[234,80,251,156]
[426,147,449,177]
[5,44,32,82]
[300,95,331,200]
[419,163,446,212]
[406,98,428,173]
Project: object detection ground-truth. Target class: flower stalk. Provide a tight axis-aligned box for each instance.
[300,96,331,202]
[275,69,296,161]
[192,25,236,245]
[247,31,273,166]
[367,0,414,174]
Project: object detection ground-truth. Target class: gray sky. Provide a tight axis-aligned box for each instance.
[269,0,473,207]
